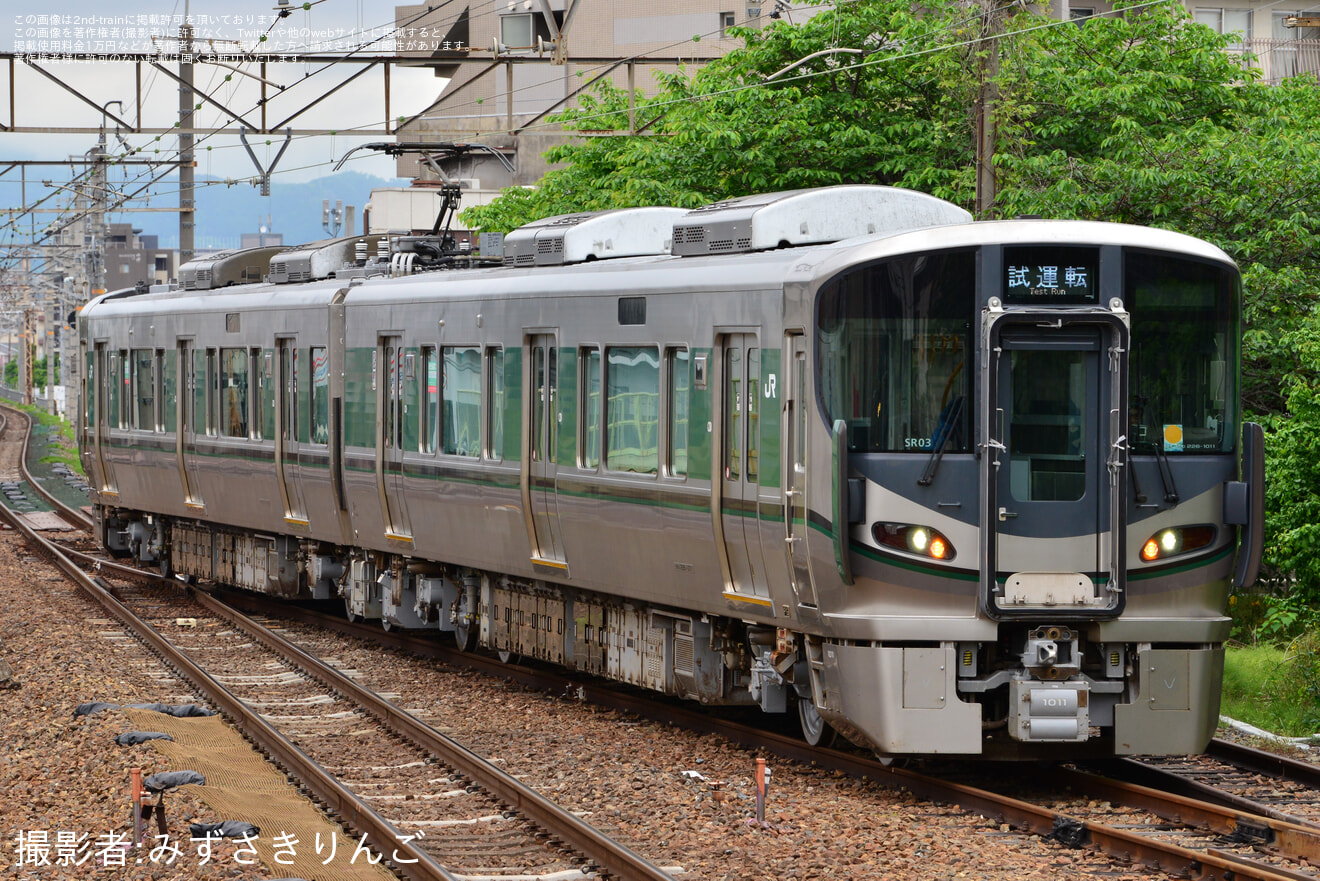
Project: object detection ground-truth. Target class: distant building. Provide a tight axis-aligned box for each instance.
[103,223,175,290]
[391,1,802,189]
[241,232,284,249]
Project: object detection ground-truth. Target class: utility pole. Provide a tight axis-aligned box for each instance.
[974,0,1003,219]
[179,15,196,265]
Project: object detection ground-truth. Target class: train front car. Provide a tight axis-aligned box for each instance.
[804,221,1263,759]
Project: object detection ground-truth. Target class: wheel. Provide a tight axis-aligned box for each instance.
[381,619,393,633]
[158,552,173,580]
[453,615,477,652]
[497,650,519,665]
[344,596,360,624]
[797,696,838,749]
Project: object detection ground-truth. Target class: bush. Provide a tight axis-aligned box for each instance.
[1224,638,1320,736]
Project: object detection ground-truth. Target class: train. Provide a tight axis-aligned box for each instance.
[76,185,1263,759]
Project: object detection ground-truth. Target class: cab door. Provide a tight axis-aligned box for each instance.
[716,332,770,601]
[523,333,566,569]
[376,336,412,541]
[784,333,816,607]
[983,316,1127,615]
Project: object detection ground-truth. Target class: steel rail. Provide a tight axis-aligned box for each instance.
[0,503,459,880]
[188,587,677,881]
[1102,755,1318,827]
[17,403,1303,880]
[1054,764,1320,865]
[44,548,676,879]
[1208,739,1320,789]
[0,402,96,532]
[205,590,1306,881]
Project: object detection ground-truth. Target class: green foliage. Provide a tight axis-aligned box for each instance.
[463,0,1320,606]
[1223,638,1320,736]
[3,355,58,389]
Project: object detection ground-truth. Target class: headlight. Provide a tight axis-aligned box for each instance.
[873,523,956,562]
[1139,525,1216,562]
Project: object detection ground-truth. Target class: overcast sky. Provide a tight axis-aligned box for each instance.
[2,0,448,184]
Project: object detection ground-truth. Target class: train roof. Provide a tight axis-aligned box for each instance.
[83,217,1237,321]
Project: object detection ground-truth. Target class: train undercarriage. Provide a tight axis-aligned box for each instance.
[101,507,1222,758]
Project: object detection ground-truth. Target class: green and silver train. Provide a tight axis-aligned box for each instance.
[78,186,1262,758]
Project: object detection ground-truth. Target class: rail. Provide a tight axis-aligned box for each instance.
[0,401,95,532]
[0,501,457,879]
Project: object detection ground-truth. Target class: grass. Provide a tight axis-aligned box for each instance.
[1,399,84,476]
[1223,642,1320,737]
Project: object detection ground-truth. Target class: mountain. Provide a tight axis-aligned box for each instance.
[118,171,409,250]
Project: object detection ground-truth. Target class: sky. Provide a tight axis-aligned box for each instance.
[1,0,450,184]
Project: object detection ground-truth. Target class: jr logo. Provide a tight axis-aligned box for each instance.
[763,373,777,398]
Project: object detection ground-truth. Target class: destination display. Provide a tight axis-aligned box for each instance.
[1002,246,1100,304]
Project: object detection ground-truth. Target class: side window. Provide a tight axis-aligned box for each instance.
[205,348,219,437]
[442,346,481,457]
[221,348,248,438]
[131,348,154,430]
[83,349,94,430]
[252,348,267,440]
[606,346,659,475]
[667,348,690,477]
[310,346,329,444]
[107,350,121,428]
[487,347,504,459]
[581,347,601,469]
[420,346,438,454]
[156,348,171,432]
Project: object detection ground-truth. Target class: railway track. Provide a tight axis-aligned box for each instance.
[203,587,1320,881]
[4,399,1317,880]
[0,404,677,881]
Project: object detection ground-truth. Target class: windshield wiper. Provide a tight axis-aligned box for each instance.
[918,396,965,487]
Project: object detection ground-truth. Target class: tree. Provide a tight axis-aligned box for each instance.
[463,0,1320,611]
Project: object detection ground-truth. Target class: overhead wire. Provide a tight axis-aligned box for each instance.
[0,0,1223,263]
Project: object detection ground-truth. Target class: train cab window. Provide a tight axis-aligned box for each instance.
[310,346,329,444]
[581,347,601,469]
[420,347,439,454]
[131,349,154,431]
[220,348,249,438]
[442,346,481,457]
[606,346,659,475]
[1127,252,1238,453]
[668,348,691,477]
[487,347,505,460]
[816,249,974,453]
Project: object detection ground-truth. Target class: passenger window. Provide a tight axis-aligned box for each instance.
[253,348,268,440]
[131,349,154,430]
[668,348,690,477]
[156,349,171,432]
[606,346,659,475]
[309,347,329,444]
[487,347,504,460]
[220,348,248,438]
[205,348,219,437]
[420,347,439,454]
[107,350,122,428]
[442,346,481,457]
[581,347,601,469]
